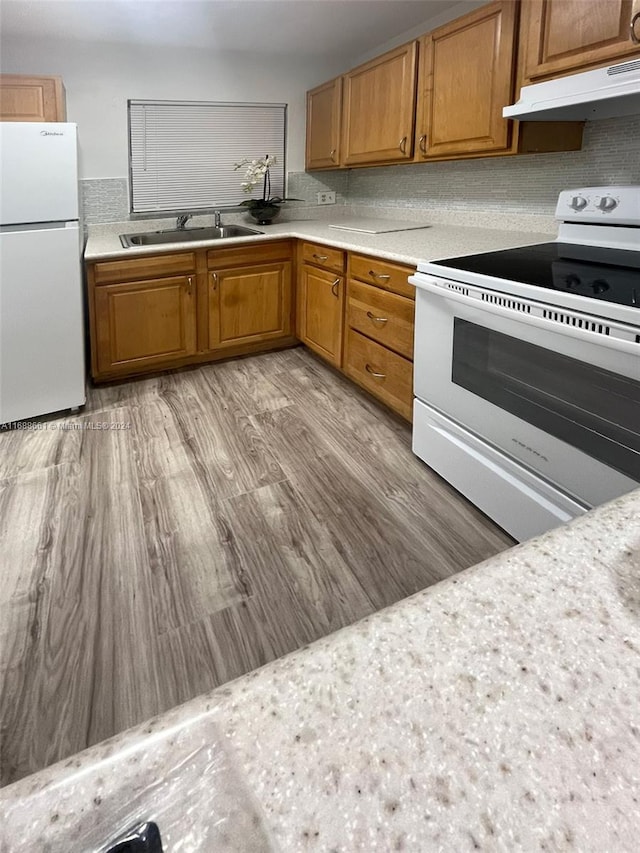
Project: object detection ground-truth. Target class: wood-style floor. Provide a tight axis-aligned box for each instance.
[0,347,513,785]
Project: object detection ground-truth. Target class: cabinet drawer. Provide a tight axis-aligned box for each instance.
[344,328,413,421]
[350,254,415,298]
[348,280,414,359]
[93,252,196,285]
[207,240,291,269]
[301,241,345,273]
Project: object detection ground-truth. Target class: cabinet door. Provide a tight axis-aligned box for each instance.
[415,1,517,159]
[299,264,344,367]
[0,75,66,122]
[306,78,342,170]
[342,42,417,166]
[522,0,640,81]
[208,261,292,349]
[94,275,196,376]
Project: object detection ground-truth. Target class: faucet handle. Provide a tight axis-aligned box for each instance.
[214,210,222,227]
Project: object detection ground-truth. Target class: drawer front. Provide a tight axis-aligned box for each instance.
[92,252,196,285]
[207,240,291,269]
[348,279,414,359]
[350,253,415,299]
[301,241,345,273]
[344,328,413,421]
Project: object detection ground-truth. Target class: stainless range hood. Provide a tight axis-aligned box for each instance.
[503,58,640,121]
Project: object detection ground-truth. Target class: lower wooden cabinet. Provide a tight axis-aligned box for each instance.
[88,242,295,381]
[347,280,414,360]
[343,253,416,420]
[344,329,414,421]
[298,264,345,367]
[207,261,292,349]
[93,275,196,376]
[87,239,415,423]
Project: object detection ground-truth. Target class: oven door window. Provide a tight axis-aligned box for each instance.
[452,318,640,481]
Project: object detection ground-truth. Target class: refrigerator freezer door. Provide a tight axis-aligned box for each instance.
[0,223,85,423]
[0,122,79,225]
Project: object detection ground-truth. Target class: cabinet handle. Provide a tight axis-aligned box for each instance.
[399,136,408,154]
[418,134,428,155]
[187,275,193,294]
[313,253,329,261]
[632,11,640,44]
[366,311,388,325]
[365,364,386,379]
[329,149,337,162]
[210,271,217,290]
[331,278,340,297]
[368,270,391,281]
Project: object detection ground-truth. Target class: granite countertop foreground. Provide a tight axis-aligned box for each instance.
[2,489,639,852]
[84,212,554,267]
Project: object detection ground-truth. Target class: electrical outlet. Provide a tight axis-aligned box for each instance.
[317,191,336,205]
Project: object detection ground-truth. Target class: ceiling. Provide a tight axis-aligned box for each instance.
[0,0,468,58]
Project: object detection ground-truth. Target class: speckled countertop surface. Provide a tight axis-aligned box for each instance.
[2,488,639,852]
[84,210,555,266]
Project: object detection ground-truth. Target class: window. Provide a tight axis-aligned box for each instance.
[128,100,287,215]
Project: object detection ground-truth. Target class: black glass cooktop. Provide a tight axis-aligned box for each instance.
[433,241,640,307]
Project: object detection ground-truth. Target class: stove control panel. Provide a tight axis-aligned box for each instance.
[556,186,640,226]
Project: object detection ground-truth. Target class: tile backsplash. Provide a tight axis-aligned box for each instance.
[344,116,640,215]
[81,115,640,225]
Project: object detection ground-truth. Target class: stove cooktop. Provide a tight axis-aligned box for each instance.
[432,242,640,308]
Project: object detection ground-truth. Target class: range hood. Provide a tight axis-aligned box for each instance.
[503,58,640,121]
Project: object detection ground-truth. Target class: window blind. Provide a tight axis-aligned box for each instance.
[128,100,287,214]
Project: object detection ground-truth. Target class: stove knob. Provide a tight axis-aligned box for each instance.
[592,279,609,294]
[569,196,588,211]
[596,196,618,212]
[565,274,581,289]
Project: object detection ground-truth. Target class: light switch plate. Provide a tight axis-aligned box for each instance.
[317,191,336,205]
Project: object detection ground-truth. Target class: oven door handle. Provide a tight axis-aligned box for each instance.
[412,277,639,357]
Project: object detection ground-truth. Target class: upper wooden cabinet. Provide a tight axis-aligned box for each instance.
[0,75,66,122]
[306,78,342,170]
[341,42,418,166]
[415,1,517,159]
[521,0,640,82]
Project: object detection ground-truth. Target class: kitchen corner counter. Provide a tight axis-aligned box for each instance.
[2,489,639,852]
[84,216,554,267]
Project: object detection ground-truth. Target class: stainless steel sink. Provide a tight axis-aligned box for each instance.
[119,225,263,248]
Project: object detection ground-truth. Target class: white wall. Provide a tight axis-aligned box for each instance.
[0,35,344,179]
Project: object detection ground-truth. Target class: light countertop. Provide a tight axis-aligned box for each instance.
[2,488,639,852]
[84,213,554,267]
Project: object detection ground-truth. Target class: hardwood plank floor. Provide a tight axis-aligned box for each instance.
[0,346,513,785]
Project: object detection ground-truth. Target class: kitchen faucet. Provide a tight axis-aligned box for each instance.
[214,210,222,227]
[176,214,192,230]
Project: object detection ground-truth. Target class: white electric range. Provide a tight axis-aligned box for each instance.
[410,186,639,542]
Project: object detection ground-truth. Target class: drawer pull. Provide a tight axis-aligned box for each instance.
[366,311,388,325]
[313,253,329,261]
[632,11,640,44]
[187,275,194,294]
[329,149,337,163]
[418,134,428,155]
[368,270,391,281]
[210,271,217,290]
[365,363,386,379]
[331,278,340,297]
[399,136,408,154]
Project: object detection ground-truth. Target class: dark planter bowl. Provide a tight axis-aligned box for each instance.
[247,204,281,226]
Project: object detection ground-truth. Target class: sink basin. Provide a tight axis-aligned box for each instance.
[119,225,263,248]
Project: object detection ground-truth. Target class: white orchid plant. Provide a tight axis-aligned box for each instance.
[233,154,297,210]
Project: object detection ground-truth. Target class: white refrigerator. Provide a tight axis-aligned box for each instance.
[0,121,85,424]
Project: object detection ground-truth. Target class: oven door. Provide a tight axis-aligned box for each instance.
[412,275,639,509]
